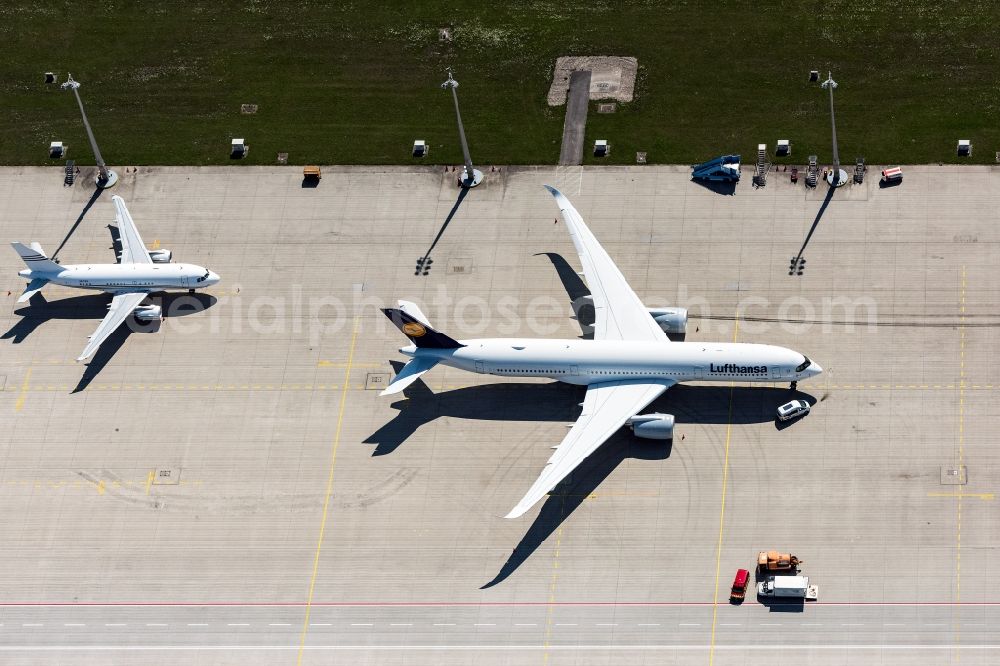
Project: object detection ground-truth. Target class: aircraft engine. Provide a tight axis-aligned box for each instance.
[627,413,675,440]
[647,307,688,335]
[148,249,172,263]
[133,305,163,322]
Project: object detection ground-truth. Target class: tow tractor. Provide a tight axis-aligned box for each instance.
[757,551,802,572]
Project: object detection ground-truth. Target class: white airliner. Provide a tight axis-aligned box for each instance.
[12,195,220,361]
[381,186,821,519]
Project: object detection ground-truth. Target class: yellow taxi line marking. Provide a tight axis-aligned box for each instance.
[542,509,567,665]
[709,313,740,666]
[928,493,993,500]
[955,266,967,660]
[14,368,32,411]
[317,361,382,368]
[297,317,361,665]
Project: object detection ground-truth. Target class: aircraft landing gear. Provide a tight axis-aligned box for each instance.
[790,381,798,391]
[188,288,195,294]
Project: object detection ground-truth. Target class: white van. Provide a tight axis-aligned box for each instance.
[881,166,903,183]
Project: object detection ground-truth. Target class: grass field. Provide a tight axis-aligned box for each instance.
[3,1,999,166]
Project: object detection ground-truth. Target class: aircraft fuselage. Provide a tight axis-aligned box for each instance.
[18,263,219,293]
[401,338,822,386]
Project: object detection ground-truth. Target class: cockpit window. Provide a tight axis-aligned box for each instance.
[795,356,811,372]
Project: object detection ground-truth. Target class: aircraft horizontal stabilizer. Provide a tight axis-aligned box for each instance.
[17,277,49,303]
[380,356,439,396]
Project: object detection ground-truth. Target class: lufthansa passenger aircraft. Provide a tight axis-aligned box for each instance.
[12,195,220,361]
[382,186,821,519]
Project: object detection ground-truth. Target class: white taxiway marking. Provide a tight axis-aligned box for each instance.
[186,623,208,627]
[432,623,455,626]
[227,623,249,627]
[718,623,741,627]
[679,623,701,627]
[514,623,537,627]
[268,623,290,627]
[638,623,660,627]
[474,623,496,627]
[104,623,127,627]
[351,623,373,627]
[146,623,167,627]
[390,623,412,627]
[64,624,86,627]
[310,623,332,627]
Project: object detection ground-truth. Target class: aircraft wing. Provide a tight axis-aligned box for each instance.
[505,378,675,518]
[77,292,148,362]
[112,195,153,265]
[545,185,667,343]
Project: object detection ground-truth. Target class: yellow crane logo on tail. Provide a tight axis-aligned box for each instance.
[402,322,427,337]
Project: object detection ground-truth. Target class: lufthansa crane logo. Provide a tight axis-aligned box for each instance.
[402,322,427,337]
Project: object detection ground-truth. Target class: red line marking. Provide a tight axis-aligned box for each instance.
[0,601,998,607]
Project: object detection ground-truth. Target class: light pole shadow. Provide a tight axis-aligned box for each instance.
[414,186,470,276]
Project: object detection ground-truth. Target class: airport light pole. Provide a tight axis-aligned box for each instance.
[821,71,847,188]
[441,68,483,188]
[61,73,119,188]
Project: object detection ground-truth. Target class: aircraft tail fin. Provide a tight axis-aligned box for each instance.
[11,242,60,273]
[382,302,464,350]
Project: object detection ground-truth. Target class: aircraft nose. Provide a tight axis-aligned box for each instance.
[809,361,823,376]
[208,271,221,285]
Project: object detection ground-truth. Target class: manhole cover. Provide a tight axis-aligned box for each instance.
[366,372,390,390]
[597,103,617,113]
[636,152,647,164]
[448,257,472,274]
[940,465,967,485]
[154,467,181,485]
[277,153,288,165]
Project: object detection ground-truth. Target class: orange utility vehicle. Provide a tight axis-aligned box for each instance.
[757,551,802,572]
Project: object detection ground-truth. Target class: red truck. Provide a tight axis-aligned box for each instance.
[730,568,750,602]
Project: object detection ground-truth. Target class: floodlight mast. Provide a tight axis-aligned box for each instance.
[821,71,846,187]
[61,73,118,188]
[441,68,483,188]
